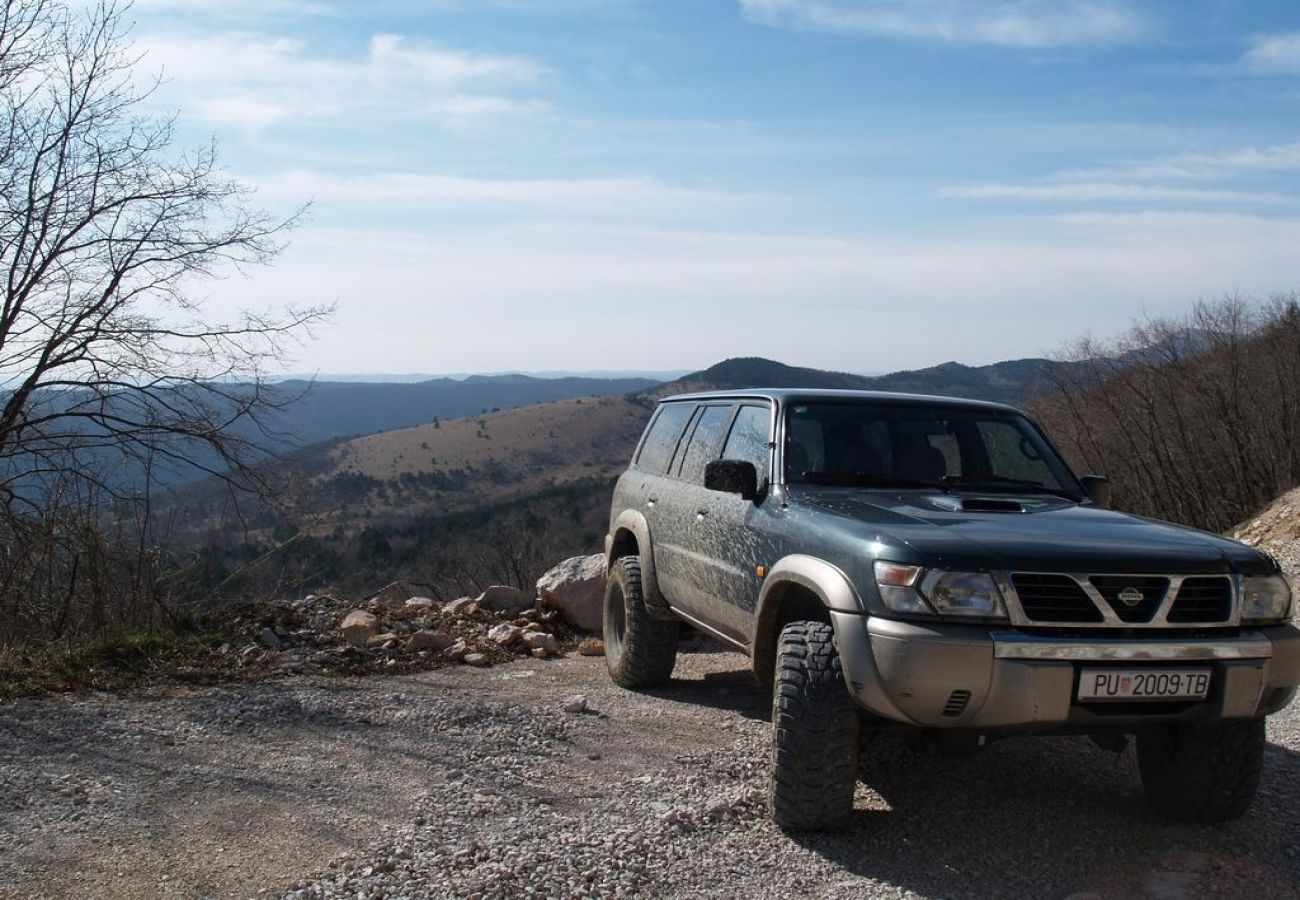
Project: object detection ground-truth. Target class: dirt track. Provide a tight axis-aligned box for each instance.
[2,650,1298,899]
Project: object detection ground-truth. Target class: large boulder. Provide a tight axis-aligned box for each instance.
[340,609,379,647]
[475,585,534,615]
[536,554,606,632]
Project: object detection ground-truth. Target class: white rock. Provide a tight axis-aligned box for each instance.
[366,632,399,648]
[447,640,469,661]
[488,623,523,646]
[463,652,489,667]
[563,695,587,714]
[536,554,606,632]
[340,610,379,647]
[443,597,478,616]
[578,638,605,657]
[475,585,534,615]
[521,632,558,655]
[405,596,435,609]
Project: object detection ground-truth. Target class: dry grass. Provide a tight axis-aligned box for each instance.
[322,395,650,509]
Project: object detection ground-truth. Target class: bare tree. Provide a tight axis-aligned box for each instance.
[1032,294,1300,534]
[0,0,329,645]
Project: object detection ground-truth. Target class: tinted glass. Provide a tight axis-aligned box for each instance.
[721,405,772,484]
[784,403,1078,494]
[976,420,1060,485]
[677,405,735,483]
[635,403,694,474]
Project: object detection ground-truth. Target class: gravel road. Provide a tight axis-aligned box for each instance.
[2,649,1298,900]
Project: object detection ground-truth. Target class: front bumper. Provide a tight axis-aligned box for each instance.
[831,611,1300,730]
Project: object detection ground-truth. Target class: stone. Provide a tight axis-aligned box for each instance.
[463,652,489,667]
[536,553,606,632]
[447,640,469,661]
[488,623,523,646]
[340,610,379,647]
[407,630,454,652]
[444,597,478,616]
[521,632,558,655]
[474,585,534,615]
[258,627,283,650]
[405,596,435,609]
[563,695,587,714]
[367,632,399,648]
[530,648,547,659]
[578,638,605,657]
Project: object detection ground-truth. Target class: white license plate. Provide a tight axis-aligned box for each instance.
[1077,669,1212,702]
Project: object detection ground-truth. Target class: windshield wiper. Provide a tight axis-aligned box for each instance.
[799,472,946,490]
[942,475,1081,501]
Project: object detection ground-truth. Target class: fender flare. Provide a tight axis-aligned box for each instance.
[751,554,864,684]
[606,509,674,619]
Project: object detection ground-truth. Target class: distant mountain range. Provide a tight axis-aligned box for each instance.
[270,369,693,384]
[651,355,1071,405]
[261,374,659,446]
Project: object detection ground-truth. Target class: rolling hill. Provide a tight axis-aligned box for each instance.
[262,373,659,445]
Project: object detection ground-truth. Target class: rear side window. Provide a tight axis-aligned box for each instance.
[721,404,772,485]
[635,403,694,474]
[676,405,735,483]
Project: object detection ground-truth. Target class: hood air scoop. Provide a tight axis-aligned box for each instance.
[960,497,1027,513]
[927,495,1028,514]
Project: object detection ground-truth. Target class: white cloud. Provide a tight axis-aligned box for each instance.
[139,30,547,128]
[1062,142,1300,182]
[250,170,762,218]
[1241,32,1300,75]
[739,0,1146,48]
[939,182,1290,204]
[200,212,1300,374]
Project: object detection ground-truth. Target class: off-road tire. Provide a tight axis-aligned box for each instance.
[1136,718,1265,823]
[603,555,678,688]
[769,620,859,830]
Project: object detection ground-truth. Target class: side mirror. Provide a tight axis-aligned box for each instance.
[1079,475,1112,508]
[705,459,759,500]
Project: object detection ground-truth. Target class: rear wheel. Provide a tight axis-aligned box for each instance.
[603,555,677,688]
[768,620,859,830]
[1137,718,1265,823]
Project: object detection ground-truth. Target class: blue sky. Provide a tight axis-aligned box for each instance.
[126,0,1300,375]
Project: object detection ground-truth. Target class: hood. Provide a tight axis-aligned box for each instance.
[792,488,1265,574]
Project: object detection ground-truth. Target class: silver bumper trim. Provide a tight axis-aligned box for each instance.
[991,631,1273,661]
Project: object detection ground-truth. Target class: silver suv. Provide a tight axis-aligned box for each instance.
[603,389,1299,830]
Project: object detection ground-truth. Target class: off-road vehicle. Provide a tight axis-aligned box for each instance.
[602,389,1299,830]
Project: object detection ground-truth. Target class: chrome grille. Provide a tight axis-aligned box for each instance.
[1000,572,1238,629]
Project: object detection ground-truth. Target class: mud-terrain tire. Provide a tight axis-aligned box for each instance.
[768,620,859,830]
[1136,718,1265,823]
[603,555,678,688]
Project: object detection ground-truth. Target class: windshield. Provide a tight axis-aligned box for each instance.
[783,402,1081,498]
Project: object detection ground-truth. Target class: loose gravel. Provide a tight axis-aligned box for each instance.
[2,650,1299,900]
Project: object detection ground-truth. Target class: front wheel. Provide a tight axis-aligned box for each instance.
[768,620,859,830]
[603,555,678,688]
[1137,718,1265,823]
